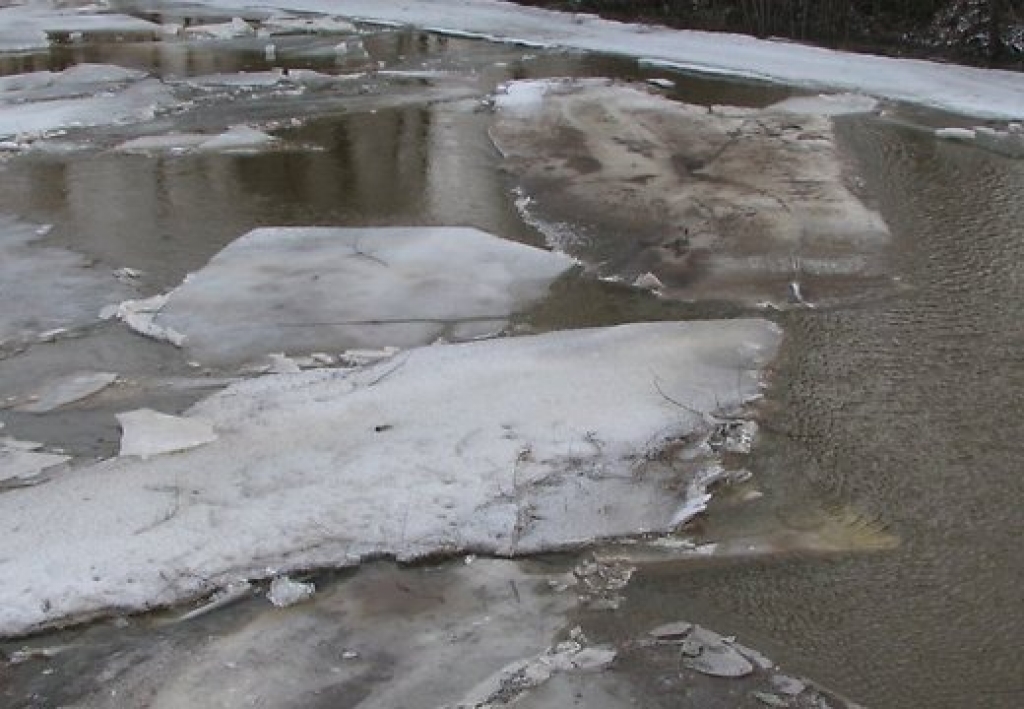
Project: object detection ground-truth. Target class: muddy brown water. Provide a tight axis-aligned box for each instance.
[1,26,1022,709]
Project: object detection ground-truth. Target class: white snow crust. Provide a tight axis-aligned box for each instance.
[0,320,779,636]
[169,0,1024,119]
[116,226,577,366]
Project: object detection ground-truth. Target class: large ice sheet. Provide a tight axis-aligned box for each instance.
[116,227,578,366]
[172,0,1024,119]
[0,320,780,636]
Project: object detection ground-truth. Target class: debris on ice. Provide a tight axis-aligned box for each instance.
[116,409,217,459]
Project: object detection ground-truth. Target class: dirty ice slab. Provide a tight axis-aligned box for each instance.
[491,79,890,305]
[118,227,577,366]
[0,320,779,636]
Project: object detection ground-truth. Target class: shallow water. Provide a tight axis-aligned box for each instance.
[1,21,1022,709]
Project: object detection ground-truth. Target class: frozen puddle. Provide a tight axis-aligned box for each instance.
[0,319,779,636]
[111,226,578,367]
[491,79,891,305]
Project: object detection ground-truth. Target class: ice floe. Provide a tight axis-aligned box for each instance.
[183,17,256,40]
[765,92,879,116]
[489,78,891,305]
[259,13,357,36]
[0,319,779,635]
[114,125,279,154]
[0,215,131,347]
[13,371,117,413]
[0,2,159,53]
[116,409,218,459]
[0,438,69,485]
[0,64,175,142]
[936,123,1024,158]
[112,226,577,367]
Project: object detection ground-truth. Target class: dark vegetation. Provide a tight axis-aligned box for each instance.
[513,0,1023,68]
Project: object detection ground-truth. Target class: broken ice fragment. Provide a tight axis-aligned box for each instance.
[680,626,755,678]
[15,372,117,413]
[647,621,694,641]
[116,227,576,366]
[0,447,69,484]
[116,409,217,459]
[267,576,315,607]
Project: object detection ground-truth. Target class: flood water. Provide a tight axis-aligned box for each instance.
[1,19,1022,709]
[609,119,1024,708]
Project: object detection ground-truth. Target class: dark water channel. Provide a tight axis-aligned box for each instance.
[1,25,1021,709]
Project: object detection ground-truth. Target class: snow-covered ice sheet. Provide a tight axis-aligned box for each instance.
[172,0,1024,119]
[114,226,578,366]
[0,215,130,347]
[0,319,780,636]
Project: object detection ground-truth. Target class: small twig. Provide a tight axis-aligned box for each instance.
[651,375,709,423]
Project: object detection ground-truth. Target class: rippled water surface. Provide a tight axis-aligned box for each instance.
[617,118,1024,708]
